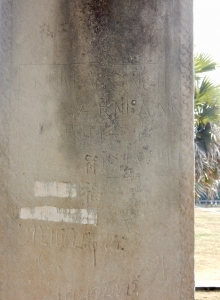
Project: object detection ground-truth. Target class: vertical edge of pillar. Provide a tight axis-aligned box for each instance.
[179,0,195,298]
[0,1,13,298]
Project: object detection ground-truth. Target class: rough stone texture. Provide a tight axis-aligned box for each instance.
[0,0,194,299]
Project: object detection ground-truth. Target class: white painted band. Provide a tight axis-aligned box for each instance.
[20,206,97,225]
[35,181,77,198]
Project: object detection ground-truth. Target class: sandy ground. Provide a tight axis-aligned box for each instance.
[195,207,220,299]
[196,291,220,300]
[195,207,220,281]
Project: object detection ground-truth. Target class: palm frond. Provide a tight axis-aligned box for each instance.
[194,53,217,74]
[195,77,220,107]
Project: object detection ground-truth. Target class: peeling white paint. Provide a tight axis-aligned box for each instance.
[35,181,77,198]
[20,206,97,225]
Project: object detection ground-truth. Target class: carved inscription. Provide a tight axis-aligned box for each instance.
[18,223,127,253]
[99,97,139,118]
[56,277,140,300]
[152,146,180,174]
[19,224,75,247]
[79,182,100,207]
[85,155,98,176]
[18,64,180,150]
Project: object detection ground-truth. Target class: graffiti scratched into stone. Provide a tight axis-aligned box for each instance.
[34,181,77,198]
[20,206,97,225]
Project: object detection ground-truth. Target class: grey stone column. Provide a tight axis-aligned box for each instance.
[0,0,194,299]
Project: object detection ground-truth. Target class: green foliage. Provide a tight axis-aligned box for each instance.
[194,53,217,74]
[194,53,220,199]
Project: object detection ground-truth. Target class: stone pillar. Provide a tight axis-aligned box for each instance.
[0,0,194,299]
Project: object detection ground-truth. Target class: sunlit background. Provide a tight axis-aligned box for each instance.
[194,0,220,294]
[194,0,220,83]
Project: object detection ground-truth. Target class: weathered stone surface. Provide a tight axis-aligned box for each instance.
[0,0,194,299]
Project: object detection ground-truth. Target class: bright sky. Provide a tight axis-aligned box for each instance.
[194,0,220,83]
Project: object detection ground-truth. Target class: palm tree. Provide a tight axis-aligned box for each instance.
[194,53,220,200]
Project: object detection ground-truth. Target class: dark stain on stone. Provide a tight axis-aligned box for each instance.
[57,0,81,159]
[57,0,162,159]
[81,0,161,110]
[82,0,160,65]
[59,0,79,63]
[85,0,114,34]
